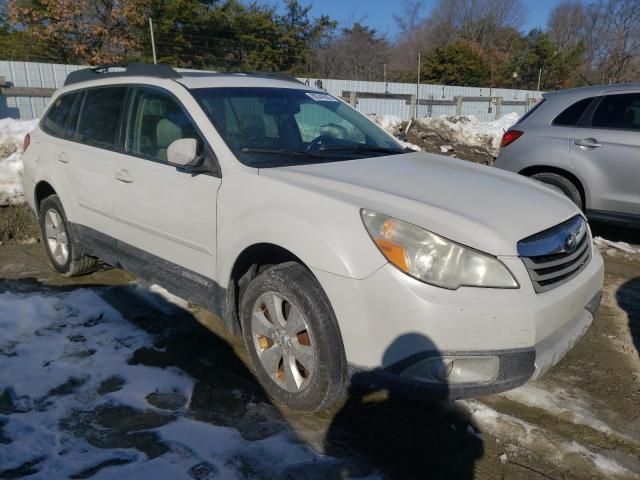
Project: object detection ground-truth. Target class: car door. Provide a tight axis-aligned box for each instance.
[111,85,220,282]
[64,86,128,233]
[570,91,640,215]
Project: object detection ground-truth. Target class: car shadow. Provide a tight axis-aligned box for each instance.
[324,333,483,479]
[615,277,640,359]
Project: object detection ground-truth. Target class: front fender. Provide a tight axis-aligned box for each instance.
[218,205,386,287]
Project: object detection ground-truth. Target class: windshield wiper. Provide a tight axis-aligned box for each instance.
[318,145,405,154]
[241,147,323,158]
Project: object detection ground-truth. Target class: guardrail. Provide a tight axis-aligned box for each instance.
[341,90,538,120]
[0,77,56,97]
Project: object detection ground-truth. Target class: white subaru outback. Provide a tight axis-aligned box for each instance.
[22,64,604,411]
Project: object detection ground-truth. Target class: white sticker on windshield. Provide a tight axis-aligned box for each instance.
[306,92,338,102]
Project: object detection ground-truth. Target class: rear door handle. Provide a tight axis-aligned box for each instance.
[57,152,70,164]
[115,169,134,183]
[574,138,602,148]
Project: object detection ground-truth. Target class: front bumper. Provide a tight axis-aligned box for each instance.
[312,245,604,399]
[348,290,600,400]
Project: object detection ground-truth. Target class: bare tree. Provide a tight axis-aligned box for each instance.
[593,0,640,82]
[388,0,430,70]
[314,23,389,81]
[548,0,588,49]
[550,0,640,83]
[429,0,528,51]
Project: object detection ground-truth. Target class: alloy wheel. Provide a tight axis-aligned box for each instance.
[44,209,69,266]
[251,292,316,392]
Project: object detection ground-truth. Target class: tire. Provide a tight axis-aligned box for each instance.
[531,172,583,210]
[240,261,347,411]
[39,195,98,276]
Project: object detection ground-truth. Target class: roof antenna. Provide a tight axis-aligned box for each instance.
[579,73,593,86]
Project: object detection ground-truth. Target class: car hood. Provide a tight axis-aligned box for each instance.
[260,152,581,256]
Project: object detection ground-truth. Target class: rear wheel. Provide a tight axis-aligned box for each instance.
[39,195,98,276]
[531,172,583,210]
[240,262,347,411]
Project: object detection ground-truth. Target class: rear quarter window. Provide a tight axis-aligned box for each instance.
[41,93,77,137]
[552,97,594,126]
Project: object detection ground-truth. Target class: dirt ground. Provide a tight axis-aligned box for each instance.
[0,209,639,479]
[397,121,496,165]
[0,204,41,244]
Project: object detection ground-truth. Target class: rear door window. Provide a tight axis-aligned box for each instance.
[591,93,640,130]
[41,93,77,138]
[76,87,127,148]
[553,97,594,126]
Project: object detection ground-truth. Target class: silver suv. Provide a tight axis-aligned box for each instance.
[496,84,640,225]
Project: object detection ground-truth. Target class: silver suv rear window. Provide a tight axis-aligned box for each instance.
[553,97,595,126]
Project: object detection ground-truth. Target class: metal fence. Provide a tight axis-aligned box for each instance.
[1,60,543,121]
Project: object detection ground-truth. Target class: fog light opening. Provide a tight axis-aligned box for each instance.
[401,355,499,385]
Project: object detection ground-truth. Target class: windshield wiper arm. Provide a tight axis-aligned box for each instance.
[318,145,405,154]
[241,147,323,158]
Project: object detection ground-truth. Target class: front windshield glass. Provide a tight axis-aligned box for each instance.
[191,87,404,167]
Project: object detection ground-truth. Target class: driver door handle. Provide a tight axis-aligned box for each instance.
[115,169,134,183]
[574,138,602,148]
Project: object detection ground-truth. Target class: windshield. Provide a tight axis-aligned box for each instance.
[191,87,404,167]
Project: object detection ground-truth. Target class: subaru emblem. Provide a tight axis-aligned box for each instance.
[564,232,579,252]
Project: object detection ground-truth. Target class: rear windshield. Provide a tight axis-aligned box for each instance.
[191,87,403,168]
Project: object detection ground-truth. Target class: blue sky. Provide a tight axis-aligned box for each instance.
[275,0,567,38]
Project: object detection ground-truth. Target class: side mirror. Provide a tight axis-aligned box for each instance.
[167,138,198,166]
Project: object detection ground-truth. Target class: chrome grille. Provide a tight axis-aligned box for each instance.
[518,215,591,293]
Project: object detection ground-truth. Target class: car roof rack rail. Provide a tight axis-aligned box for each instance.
[180,70,304,85]
[64,63,181,86]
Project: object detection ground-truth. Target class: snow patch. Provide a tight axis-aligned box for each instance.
[593,236,639,254]
[500,383,636,443]
[565,441,631,476]
[465,400,634,477]
[0,118,38,206]
[0,287,339,478]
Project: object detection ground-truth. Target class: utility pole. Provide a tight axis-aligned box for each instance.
[415,53,421,119]
[537,68,542,91]
[149,18,157,65]
[384,63,388,93]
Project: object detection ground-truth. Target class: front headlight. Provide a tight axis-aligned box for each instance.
[361,209,518,289]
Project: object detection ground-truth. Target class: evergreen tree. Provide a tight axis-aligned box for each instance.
[421,41,491,86]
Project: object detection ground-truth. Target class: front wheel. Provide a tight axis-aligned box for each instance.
[240,262,347,411]
[39,195,98,276]
[531,172,583,210]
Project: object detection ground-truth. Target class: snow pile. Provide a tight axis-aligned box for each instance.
[0,118,38,206]
[370,114,421,151]
[0,286,341,478]
[415,112,520,156]
[371,114,403,132]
